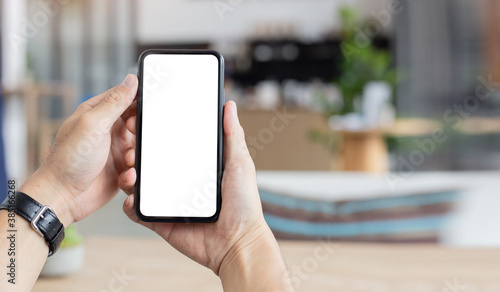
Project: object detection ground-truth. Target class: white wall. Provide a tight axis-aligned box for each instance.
[2,0,28,181]
[137,0,390,43]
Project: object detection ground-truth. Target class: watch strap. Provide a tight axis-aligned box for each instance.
[0,191,65,256]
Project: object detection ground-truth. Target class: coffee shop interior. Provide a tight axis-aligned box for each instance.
[1,0,500,291]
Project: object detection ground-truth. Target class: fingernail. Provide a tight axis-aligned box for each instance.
[122,74,135,88]
[232,102,238,121]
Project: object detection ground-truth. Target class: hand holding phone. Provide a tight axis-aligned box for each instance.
[122,102,294,291]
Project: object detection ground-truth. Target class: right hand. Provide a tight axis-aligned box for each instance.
[119,101,273,275]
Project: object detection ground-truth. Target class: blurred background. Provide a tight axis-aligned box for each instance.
[1,0,500,290]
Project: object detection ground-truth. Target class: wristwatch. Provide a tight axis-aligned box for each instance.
[0,191,65,256]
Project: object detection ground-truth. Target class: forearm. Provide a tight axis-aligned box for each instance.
[0,169,73,291]
[0,210,49,291]
[219,225,294,292]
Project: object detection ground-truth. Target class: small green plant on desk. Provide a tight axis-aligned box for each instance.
[311,6,397,158]
[61,224,83,248]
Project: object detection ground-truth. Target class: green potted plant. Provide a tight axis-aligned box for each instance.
[310,6,398,169]
[332,6,396,116]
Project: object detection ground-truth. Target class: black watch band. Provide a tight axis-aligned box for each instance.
[0,191,65,256]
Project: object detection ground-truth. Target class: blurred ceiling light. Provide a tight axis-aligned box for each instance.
[254,44,273,62]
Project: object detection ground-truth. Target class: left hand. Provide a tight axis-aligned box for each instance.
[19,74,138,227]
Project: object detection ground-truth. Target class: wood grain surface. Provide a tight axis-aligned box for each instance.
[33,236,500,292]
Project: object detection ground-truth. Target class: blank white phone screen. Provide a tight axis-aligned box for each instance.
[140,53,219,217]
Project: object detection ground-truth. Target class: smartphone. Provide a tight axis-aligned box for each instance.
[135,49,224,222]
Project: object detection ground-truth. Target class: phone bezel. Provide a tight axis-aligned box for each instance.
[135,49,224,223]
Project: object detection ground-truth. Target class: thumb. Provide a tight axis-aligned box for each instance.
[122,194,156,230]
[223,101,253,165]
[88,74,138,131]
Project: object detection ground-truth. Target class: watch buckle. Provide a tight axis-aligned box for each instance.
[31,205,54,237]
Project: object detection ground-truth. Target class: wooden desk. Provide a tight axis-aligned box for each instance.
[337,130,388,173]
[336,119,440,173]
[239,109,441,173]
[33,236,500,292]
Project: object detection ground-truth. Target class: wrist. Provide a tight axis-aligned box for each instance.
[219,222,293,291]
[218,221,269,274]
[18,166,75,228]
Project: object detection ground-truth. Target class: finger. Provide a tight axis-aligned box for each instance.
[114,116,134,141]
[76,94,108,113]
[87,74,138,132]
[124,148,135,168]
[123,194,156,230]
[126,116,137,135]
[118,168,136,196]
[223,101,252,163]
[77,76,137,113]
[121,100,137,122]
